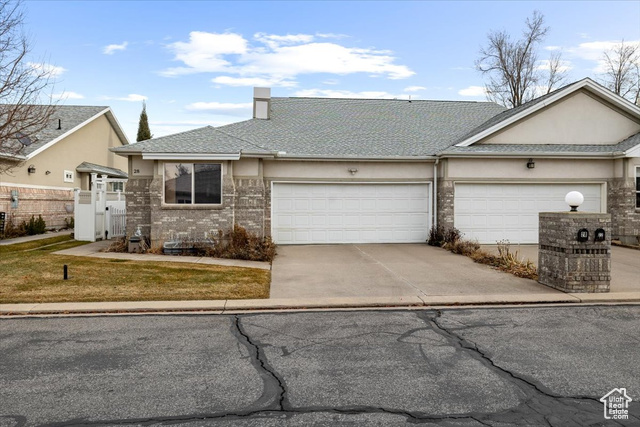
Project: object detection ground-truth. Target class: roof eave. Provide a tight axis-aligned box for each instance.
[272,154,438,161]
[440,151,622,159]
[141,152,241,161]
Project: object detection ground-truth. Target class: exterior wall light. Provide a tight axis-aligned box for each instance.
[348,168,358,175]
[526,158,535,169]
[27,165,36,174]
[565,191,584,212]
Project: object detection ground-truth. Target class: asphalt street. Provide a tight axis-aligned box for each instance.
[1,306,639,426]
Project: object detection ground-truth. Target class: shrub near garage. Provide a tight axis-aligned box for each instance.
[427,225,538,280]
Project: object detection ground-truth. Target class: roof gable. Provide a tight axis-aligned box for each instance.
[456,78,640,148]
[479,90,640,145]
[24,106,129,159]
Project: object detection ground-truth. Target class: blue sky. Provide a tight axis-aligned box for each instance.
[24,1,640,142]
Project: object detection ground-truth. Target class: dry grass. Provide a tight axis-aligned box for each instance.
[0,236,270,303]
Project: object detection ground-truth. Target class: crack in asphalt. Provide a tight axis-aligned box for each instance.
[232,315,287,411]
[420,310,633,426]
[21,310,640,426]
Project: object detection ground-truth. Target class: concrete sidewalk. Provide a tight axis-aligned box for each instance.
[1,240,638,316]
[2,292,639,316]
[54,240,271,270]
[0,229,72,246]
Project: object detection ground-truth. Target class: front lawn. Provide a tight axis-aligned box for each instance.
[0,236,270,303]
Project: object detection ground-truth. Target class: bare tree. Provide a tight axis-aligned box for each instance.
[542,51,568,95]
[476,11,567,108]
[0,0,57,174]
[598,40,640,105]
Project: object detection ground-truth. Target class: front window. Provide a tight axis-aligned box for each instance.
[164,163,222,205]
[636,167,640,209]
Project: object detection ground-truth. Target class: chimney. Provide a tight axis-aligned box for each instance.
[253,87,271,120]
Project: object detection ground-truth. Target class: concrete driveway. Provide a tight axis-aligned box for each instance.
[271,244,560,299]
[481,244,639,292]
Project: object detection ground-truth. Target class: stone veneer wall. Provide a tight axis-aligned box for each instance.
[147,174,236,243]
[233,178,266,237]
[607,178,640,245]
[538,212,611,293]
[0,185,74,230]
[437,180,454,230]
[124,178,152,238]
[126,175,272,244]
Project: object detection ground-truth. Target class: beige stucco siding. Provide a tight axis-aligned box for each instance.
[445,158,614,180]
[263,160,433,180]
[0,115,127,188]
[130,156,155,178]
[481,91,640,145]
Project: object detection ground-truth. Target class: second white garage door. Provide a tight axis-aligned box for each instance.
[272,183,430,244]
[454,183,603,244]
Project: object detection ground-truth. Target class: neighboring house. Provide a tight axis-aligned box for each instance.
[113,78,640,245]
[0,106,129,229]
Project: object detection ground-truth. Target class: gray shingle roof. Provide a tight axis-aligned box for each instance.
[114,125,271,154]
[115,98,505,158]
[441,131,640,156]
[20,105,110,155]
[76,161,128,178]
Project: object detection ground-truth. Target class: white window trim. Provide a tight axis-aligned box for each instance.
[162,162,223,206]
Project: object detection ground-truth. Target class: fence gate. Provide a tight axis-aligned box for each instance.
[74,174,127,242]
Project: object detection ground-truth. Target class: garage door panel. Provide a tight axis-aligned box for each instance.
[273,183,430,244]
[455,183,602,244]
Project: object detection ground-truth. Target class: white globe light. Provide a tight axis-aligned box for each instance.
[565,191,584,212]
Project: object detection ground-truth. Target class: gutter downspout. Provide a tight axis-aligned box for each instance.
[433,158,439,229]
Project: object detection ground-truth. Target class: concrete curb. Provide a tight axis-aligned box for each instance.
[3,292,639,315]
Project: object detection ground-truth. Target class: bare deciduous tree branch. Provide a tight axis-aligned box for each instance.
[0,0,57,174]
[476,11,567,108]
[598,40,640,105]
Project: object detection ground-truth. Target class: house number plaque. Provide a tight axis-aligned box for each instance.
[594,228,606,242]
[577,228,589,242]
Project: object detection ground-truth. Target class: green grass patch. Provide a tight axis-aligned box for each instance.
[0,237,270,303]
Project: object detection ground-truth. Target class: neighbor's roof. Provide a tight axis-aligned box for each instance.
[17,105,129,158]
[76,161,128,179]
[114,98,506,159]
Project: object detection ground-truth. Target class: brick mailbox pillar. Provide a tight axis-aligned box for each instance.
[538,212,611,293]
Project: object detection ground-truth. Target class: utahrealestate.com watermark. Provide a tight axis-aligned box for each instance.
[600,388,632,420]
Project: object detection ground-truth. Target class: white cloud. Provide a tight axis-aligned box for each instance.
[536,58,573,73]
[185,101,252,116]
[28,62,66,77]
[293,89,410,99]
[103,93,147,102]
[212,76,296,87]
[51,91,84,100]
[253,32,315,49]
[161,32,248,77]
[161,31,414,83]
[404,86,426,92]
[458,86,486,97]
[566,40,640,73]
[103,41,128,55]
[545,45,562,51]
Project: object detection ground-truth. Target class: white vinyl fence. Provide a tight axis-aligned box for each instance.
[74,174,127,242]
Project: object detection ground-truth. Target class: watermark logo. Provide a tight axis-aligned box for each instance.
[600,388,632,420]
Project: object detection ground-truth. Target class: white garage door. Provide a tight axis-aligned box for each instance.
[272,183,430,244]
[455,183,603,244]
